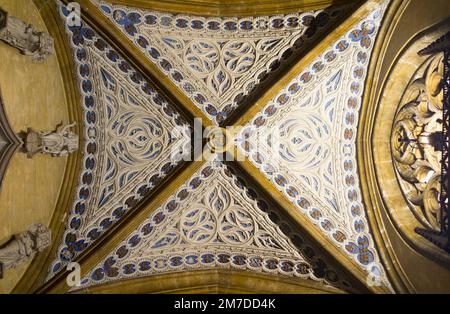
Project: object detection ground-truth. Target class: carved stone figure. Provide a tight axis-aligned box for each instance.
[22,122,79,158]
[0,224,51,279]
[0,8,54,62]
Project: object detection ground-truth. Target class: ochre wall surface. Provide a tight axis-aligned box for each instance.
[0,0,69,293]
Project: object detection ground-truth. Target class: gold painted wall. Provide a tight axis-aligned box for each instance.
[0,0,69,293]
[370,0,450,293]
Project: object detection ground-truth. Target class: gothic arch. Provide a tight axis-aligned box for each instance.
[359,0,450,293]
[373,22,450,265]
[0,88,21,192]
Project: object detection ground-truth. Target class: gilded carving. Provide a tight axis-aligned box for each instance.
[391,55,444,230]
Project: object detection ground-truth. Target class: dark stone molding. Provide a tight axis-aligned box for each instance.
[0,89,21,192]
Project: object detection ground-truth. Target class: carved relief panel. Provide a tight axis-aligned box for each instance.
[391,54,444,231]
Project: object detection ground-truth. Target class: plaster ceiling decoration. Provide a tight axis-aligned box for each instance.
[92,0,356,124]
[47,3,191,280]
[73,156,354,292]
[236,0,392,288]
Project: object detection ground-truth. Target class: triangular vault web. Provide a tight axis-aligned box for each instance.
[74,157,355,292]
[93,0,357,124]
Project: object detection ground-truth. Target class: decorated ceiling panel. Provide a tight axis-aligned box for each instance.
[35,0,400,293]
[73,156,355,292]
[236,0,392,288]
[47,2,191,280]
[92,0,356,124]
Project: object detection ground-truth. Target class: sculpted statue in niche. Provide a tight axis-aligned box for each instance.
[0,224,51,279]
[0,7,54,63]
[20,122,79,158]
[391,54,444,231]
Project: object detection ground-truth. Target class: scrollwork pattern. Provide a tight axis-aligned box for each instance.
[181,206,217,243]
[95,1,352,123]
[235,5,392,289]
[95,62,175,212]
[391,54,444,230]
[182,38,258,96]
[76,157,353,292]
[174,183,274,248]
[180,186,256,245]
[48,4,190,280]
[185,40,220,75]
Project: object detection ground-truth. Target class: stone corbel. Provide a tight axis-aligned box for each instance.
[19,122,79,158]
[0,224,51,279]
[0,7,54,63]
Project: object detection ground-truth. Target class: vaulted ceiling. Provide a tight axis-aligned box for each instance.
[3,0,418,294]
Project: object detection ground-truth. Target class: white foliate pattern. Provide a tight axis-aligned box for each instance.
[47,3,190,279]
[93,0,354,124]
[95,64,170,211]
[237,2,393,289]
[74,157,353,291]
